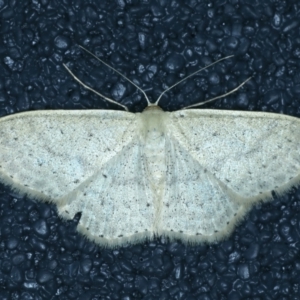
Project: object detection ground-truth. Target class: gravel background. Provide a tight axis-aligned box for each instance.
[1,0,300,299]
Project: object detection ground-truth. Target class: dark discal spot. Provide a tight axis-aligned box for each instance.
[86,228,89,230]
[204,169,207,173]
[74,179,79,184]
[259,191,262,194]
[65,210,69,214]
[146,203,150,207]
[60,130,64,134]
[99,235,104,237]
[83,193,87,196]
[234,213,237,216]
[272,155,277,160]
[102,174,107,178]
[118,235,123,237]
[212,132,218,136]
[38,162,43,166]
[165,203,170,207]
[14,137,18,141]
[214,230,218,233]
[171,229,173,231]
[135,231,138,233]
[225,178,230,182]
[196,233,201,235]
[227,221,229,224]
[180,230,183,233]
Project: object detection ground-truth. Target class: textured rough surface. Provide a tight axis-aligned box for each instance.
[1,0,300,299]
[1,107,300,247]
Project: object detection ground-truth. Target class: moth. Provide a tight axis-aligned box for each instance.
[0,46,299,247]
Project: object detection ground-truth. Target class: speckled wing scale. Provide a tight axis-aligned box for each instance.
[1,49,300,247]
[59,135,157,247]
[161,109,300,243]
[0,110,156,247]
[160,132,242,243]
[1,106,300,247]
[169,109,300,200]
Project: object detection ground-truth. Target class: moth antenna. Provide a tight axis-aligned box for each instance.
[63,63,129,111]
[78,45,152,106]
[154,55,234,106]
[181,77,252,110]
